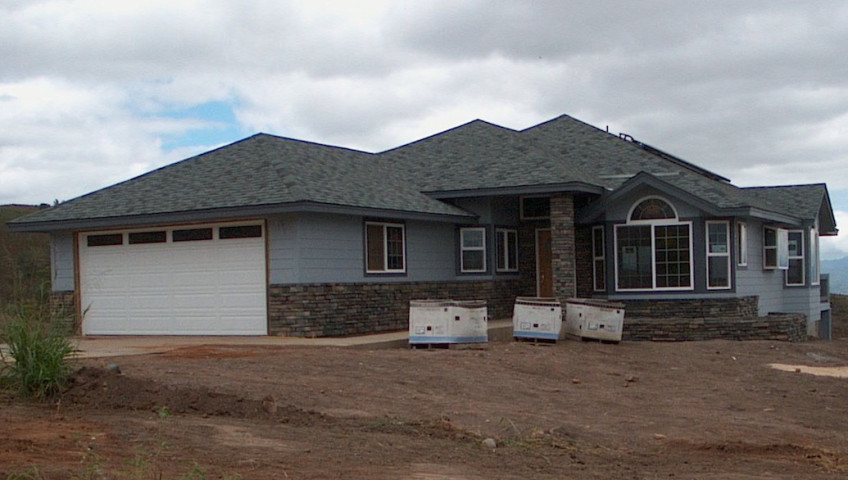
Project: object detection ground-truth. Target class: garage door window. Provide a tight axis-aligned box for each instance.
[128,231,166,244]
[173,228,213,242]
[87,234,123,247]
[220,225,262,239]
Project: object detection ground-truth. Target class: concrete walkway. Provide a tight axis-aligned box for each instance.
[3,319,514,359]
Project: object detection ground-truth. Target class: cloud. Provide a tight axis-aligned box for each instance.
[0,0,847,231]
[0,77,203,204]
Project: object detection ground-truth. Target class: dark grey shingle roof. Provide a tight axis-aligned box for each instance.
[519,115,762,210]
[9,114,833,231]
[742,184,828,222]
[380,119,601,192]
[12,134,473,227]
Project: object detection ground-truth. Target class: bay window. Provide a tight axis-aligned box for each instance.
[763,227,789,270]
[811,227,820,285]
[786,230,805,286]
[706,221,731,289]
[736,221,747,266]
[615,198,692,291]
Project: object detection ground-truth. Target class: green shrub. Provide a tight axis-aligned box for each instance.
[0,307,76,400]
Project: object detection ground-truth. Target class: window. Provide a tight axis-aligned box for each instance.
[365,222,406,273]
[520,196,550,220]
[220,225,262,239]
[173,228,213,242]
[592,226,606,292]
[706,221,731,289]
[128,231,166,244]
[495,228,518,273]
[763,227,789,270]
[736,221,747,266]
[460,227,487,273]
[786,230,805,286]
[87,233,123,247]
[615,197,692,291]
[630,198,676,220]
[811,227,820,285]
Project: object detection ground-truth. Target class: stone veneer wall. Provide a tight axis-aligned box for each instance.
[623,313,807,342]
[268,280,523,337]
[49,290,77,335]
[550,194,576,300]
[619,296,759,318]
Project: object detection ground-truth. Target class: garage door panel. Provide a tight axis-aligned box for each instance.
[80,224,267,335]
[219,293,266,308]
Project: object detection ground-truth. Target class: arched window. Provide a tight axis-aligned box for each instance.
[615,197,692,291]
[629,198,676,221]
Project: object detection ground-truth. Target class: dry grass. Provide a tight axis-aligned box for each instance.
[0,206,50,323]
[829,294,848,339]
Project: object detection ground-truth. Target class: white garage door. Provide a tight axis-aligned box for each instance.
[79,223,267,335]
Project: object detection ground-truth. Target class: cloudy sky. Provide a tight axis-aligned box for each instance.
[1,0,847,256]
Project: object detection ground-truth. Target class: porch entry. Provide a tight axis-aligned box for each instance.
[536,228,553,297]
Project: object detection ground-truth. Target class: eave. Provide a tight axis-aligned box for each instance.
[6,201,477,233]
[424,182,605,200]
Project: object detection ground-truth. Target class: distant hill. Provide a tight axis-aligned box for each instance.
[821,257,848,295]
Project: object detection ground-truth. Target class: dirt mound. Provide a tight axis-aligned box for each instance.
[672,440,848,473]
[61,366,311,423]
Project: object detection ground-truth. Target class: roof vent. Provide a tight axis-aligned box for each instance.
[619,133,635,142]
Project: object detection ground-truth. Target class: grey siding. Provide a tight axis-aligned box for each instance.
[735,219,785,315]
[452,196,519,226]
[297,214,365,283]
[735,218,823,333]
[453,198,493,223]
[267,213,460,284]
[406,221,457,281]
[267,215,299,284]
[50,232,74,291]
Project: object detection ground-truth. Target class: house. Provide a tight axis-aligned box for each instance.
[7,114,837,339]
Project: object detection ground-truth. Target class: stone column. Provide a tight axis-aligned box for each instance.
[550,193,576,300]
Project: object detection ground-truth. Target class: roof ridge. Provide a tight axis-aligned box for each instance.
[741,183,827,190]
[256,132,375,155]
[522,114,733,184]
[377,118,518,155]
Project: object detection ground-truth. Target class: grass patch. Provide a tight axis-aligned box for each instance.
[0,305,76,400]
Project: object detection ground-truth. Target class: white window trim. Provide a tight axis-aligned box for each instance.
[811,226,820,286]
[520,196,551,220]
[614,220,694,292]
[460,227,487,273]
[763,226,789,270]
[592,225,606,292]
[365,221,406,274]
[785,229,805,287]
[706,221,731,290]
[495,228,519,273]
[736,221,748,267]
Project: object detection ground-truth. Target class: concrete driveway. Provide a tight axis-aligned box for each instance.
[68,330,410,358]
[2,320,513,359]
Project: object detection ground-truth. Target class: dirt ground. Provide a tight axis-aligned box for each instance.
[2,337,848,479]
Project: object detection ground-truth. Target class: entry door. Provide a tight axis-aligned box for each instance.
[536,228,553,297]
